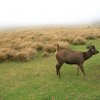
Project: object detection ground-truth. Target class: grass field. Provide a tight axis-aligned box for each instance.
[0,27,100,61]
[0,38,100,100]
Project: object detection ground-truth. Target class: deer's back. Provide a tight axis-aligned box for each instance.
[56,49,84,64]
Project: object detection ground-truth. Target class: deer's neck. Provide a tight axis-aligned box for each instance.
[83,50,93,61]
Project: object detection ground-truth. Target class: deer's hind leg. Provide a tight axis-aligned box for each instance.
[56,62,63,77]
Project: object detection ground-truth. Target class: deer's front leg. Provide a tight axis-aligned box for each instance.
[77,66,79,76]
[78,64,87,79]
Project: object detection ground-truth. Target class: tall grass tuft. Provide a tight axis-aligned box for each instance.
[85,33,97,40]
[72,37,87,45]
[42,51,49,57]
[33,42,44,51]
[57,41,69,49]
[44,44,55,53]
[16,48,36,61]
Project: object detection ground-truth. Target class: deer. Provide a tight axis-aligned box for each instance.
[55,43,99,78]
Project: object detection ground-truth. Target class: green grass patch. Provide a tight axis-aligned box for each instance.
[0,39,100,100]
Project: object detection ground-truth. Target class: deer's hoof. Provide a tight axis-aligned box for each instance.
[77,74,79,76]
[84,76,87,79]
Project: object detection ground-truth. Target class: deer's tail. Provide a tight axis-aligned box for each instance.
[55,44,59,55]
[56,44,59,51]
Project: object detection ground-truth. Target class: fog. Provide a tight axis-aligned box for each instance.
[0,0,100,28]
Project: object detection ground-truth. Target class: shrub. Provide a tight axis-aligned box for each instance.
[72,37,87,45]
[6,49,18,60]
[17,48,36,61]
[33,42,44,51]
[12,41,33,50]
[16,51,29,61]
[60,37,71,43]
[95,33,100,38]
[85,33,96,40]
[0,51,7,61]
[56,41,69,49]
[42,52,49,57]
[44,44,55,53]
[0,48,10,61]
[60,35,74,44]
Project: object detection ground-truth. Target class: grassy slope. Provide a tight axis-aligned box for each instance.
[0,39,100,100]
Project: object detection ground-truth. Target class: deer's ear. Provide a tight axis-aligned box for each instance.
[86,45,90,49]
[92,45,95,47]
[86,44,90,49]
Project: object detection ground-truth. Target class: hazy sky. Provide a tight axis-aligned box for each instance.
[0,0,100,28]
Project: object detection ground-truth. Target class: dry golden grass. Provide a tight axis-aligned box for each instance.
[42,51,49,57]
[33,42,44,51]
[72,37,87,45]
[0,26,100,61]
[16,48,36,61]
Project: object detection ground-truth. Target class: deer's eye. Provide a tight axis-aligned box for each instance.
[91,49,94,51]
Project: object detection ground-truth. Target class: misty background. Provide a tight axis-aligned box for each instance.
[0,0,100,29]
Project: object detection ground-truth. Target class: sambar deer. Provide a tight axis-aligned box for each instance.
[55,44,99,78]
